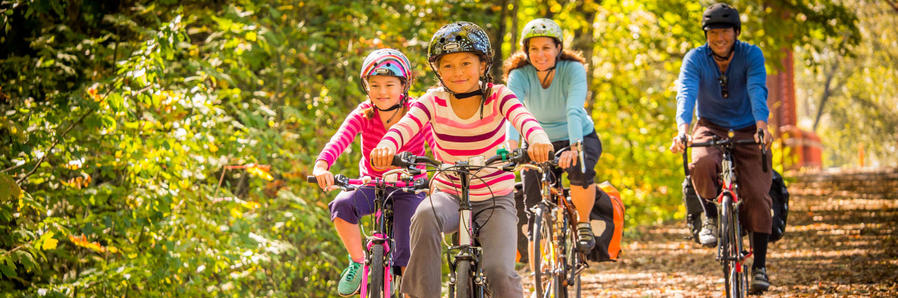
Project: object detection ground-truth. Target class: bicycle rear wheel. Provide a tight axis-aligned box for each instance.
[529,205,554,298]
[368,244,385,298]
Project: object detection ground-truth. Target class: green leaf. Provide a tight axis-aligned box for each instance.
[1,258,16,278]
[0,173,22,201]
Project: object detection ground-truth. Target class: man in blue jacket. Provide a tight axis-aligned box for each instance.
[670,3,773,293]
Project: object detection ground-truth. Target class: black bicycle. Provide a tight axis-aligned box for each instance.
[518,146,587,298]
[391,148,530,298]
[681,130,767,298]
[307,171,428,298]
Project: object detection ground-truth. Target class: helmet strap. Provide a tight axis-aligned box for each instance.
[539,66,557,87]
[711,43,736,62]
[453,90,482,99]
[375,103,402,112]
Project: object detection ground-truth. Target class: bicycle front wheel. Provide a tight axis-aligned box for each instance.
[367,244,385,298]
[454,259,473,298]
[720,196,746,298]
[529,205,554,298]
[561,216,582,298]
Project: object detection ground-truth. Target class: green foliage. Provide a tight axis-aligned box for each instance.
[795,1,898,168]
[0,0,862,295]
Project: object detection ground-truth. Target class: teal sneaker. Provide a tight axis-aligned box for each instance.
[337,256,363,296]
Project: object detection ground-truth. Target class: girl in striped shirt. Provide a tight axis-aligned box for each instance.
[311,49,432,296]
[370,22,552,298]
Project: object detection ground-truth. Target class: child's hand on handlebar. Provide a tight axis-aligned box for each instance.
[370,146,396,170]
[312,160,338,191]
[528,142,553,163]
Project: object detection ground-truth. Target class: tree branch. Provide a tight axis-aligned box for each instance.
[16,108,94,185]
[1,163,24,173]
[885,0,898,13]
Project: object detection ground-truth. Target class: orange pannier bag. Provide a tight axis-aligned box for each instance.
[586,181,625,262]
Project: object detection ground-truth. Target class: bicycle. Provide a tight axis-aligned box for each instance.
[307,171,428,298]
[681,130,767,298]
[390,148,530,298]
[518,146,588,298]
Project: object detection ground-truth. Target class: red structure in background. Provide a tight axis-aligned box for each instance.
[767,49,823,170]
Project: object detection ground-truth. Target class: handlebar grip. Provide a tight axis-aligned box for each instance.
[761,149,769,173]
[306,176,317,183]
[391,155,403,167]
[682,152,689,176]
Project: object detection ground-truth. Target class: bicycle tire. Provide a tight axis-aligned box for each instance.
[564,223,582,298]
[529,205,554,298]
[455,259,473,298]
[720,195,747,298]
[556,209,574,298]
[732,212,748,298]
[368,244,385,298]
[719,195,734,298]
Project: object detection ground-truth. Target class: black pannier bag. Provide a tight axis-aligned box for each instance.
[682,169,789,243]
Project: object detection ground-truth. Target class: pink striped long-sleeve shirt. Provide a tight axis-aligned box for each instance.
[317,99,432,178]
[377,84,550,201]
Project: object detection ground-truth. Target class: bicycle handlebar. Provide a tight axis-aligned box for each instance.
[391,148,537,173]
[306,174,429,192]
[682,134,769,176]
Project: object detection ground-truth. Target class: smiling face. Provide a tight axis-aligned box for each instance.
[436,52,487,94]
[706,27,737,57]
[365,75,404,109]
[526,36,560,71]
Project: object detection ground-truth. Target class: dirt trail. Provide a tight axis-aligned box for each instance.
[523,169,898,296]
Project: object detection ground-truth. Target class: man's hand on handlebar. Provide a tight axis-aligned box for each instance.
[754,123,771,150]
[670,133,691,153]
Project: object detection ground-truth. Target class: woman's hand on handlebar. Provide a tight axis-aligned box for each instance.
[312,160,338,191]
[558,149,578,169]
[370,146,396,170]
[528,141,553,163]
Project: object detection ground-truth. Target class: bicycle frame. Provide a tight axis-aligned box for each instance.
[684,131,763,298]
[361,183,395,298]
[392,149,529,298]
[307,171,426,298]
[520,153,587,298]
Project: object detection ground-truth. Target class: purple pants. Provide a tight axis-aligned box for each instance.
[328,187,425,267]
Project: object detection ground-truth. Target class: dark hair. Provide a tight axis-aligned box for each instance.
[502,48,587,82]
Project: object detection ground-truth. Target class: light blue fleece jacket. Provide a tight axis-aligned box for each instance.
[506,60,595,143]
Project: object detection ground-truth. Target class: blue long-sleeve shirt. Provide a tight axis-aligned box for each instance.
[506,60,595,143]
[676,41,769,129]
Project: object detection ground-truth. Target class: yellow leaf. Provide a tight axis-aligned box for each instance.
[42,237,58,250]
[40,231,58,250]
[246,31,257,42]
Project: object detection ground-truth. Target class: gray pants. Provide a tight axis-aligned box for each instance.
[401,191,523,298]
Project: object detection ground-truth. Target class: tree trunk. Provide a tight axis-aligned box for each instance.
[813,63,837,132]
[573,2,599,114]
[492,0,510,82]
[510,0,520,55]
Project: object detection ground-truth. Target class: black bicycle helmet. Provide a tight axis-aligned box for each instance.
[702,3,741,32]
[427,21,494,117]
[427,21,493,74]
